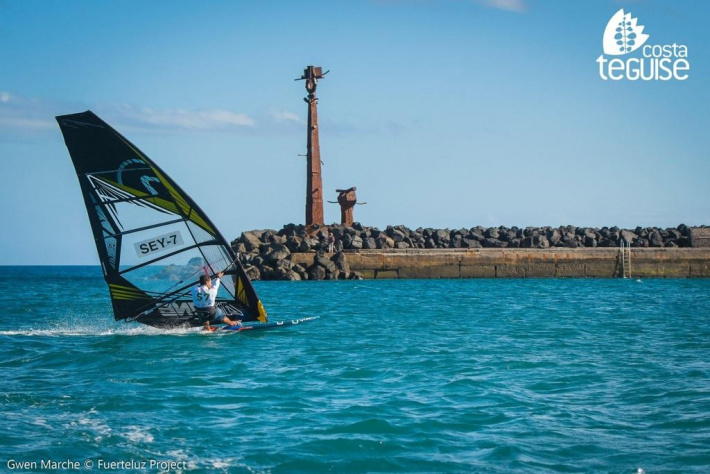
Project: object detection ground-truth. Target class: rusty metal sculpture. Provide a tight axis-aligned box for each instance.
[296,66,328,227]
[328,187,366,226]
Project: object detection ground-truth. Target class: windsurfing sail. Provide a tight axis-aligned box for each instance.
[57,111,267,328]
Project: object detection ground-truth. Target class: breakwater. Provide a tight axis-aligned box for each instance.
[290,248,710,279]
[232,224,710,280]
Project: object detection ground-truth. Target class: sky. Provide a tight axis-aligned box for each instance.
[0,0,708,265]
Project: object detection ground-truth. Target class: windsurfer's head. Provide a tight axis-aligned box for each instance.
[199,275,210,286]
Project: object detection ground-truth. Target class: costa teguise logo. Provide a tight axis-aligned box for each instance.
[602,9,649,55]
[596,9,690,81]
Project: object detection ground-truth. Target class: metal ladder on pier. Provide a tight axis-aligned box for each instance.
[620,241,631,278]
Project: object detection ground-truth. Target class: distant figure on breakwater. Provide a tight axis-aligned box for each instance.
[327,232,335,253]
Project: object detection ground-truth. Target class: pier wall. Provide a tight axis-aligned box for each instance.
[289,248,710,279]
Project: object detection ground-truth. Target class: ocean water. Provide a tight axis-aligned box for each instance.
[1,266,709,473]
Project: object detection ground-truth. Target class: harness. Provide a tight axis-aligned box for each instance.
[194,305,217,322]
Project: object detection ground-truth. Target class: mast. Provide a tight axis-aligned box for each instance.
[297,66,328,227]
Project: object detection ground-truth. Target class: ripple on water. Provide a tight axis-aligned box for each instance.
[1,274,709,472]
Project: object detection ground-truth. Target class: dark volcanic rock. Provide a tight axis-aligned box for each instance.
[620,230,636,243]
[546,228,562,246]
[362,237,377,249]
[331,252,351,279]
[468,228,485,242]
[314,254,336,273]
[482,238,506,248]
[535,235,550,248]
[484,228,500,240]
[468,239,483,249]
[649,231,664,247]
[349,235,364,250]
[262,243,290,264]
[240,230,264,252]
[244,265,260,281]
[259,264,277,280]
[236,223,701,280]
[285,236,310,253]
[598,238,616,247]
[433,229,450,245]
[308,265,326,281]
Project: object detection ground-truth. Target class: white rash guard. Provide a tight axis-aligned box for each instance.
[191,278,221,309]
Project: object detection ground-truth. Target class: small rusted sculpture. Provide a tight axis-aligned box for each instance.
[328,187,366,226]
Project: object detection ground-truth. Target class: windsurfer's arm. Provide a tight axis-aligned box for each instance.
[212,272,223,290]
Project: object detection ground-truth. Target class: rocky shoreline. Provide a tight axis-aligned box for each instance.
[231,223,701,281]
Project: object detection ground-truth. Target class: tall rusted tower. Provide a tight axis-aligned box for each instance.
[297,66,328,227]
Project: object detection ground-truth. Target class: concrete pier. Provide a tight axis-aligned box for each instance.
[289,248,710,279]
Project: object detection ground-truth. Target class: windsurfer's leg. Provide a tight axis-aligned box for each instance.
[212,306,230,325]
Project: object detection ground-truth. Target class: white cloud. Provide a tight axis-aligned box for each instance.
[0,92,63,134]
[0,93,367,139]
[0,117,55,130]
[108,104,255,132]
[269,109,304,124]
[474,0,526,13]
[0,93,257,137]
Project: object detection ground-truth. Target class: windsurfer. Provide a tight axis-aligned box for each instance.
[192,272,241,327]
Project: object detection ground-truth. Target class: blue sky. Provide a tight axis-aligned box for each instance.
[0,0,708,265]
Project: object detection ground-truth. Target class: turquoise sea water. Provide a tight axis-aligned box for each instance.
[1,266,709,473]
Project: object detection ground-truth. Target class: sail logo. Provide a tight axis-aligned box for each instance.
[160,301,194,317]
[134,231,184,258]
[596,9,690,81]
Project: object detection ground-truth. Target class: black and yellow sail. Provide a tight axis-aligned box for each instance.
[57,111,267,327]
